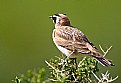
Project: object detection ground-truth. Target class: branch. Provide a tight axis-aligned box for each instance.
[99,45,112,57]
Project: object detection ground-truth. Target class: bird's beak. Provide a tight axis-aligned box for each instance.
[49,16,53,18]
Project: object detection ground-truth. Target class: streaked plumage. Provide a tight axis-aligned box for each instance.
[49,14,114,66]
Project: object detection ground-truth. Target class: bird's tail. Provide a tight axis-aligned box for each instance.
[93,56,114,66]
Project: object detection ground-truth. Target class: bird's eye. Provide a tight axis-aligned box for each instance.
[52,17,57,24]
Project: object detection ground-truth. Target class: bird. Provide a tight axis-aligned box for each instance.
[49,13,114,66]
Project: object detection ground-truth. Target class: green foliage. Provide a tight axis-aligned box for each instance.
[46,56,99,83]
[12,56,118,83]
[12,68,46,83]
[13,55,118,83]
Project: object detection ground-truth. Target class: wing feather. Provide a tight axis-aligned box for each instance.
[53,26,101,57]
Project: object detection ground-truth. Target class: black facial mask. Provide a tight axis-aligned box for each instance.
[52,17,57,24]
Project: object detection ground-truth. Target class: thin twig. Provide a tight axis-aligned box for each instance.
[103,46,112,57]
[72,73,78,82]
[78,57,86,67]
[92,72,100,81]
[99,45,105,53]
[45,60,60,73]
[45,60,55,70]
[99,45,112,57]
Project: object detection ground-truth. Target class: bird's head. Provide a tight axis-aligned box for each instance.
[49,14,71,26]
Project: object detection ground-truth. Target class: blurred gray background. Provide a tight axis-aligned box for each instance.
[0,0,121,82]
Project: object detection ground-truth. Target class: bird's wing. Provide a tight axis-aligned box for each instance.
[53,26,95,54]
[73,28,97,49]
[53,26,103,58]
[73,27,103,57]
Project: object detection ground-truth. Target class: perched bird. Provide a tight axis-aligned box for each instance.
[49,14,114,66]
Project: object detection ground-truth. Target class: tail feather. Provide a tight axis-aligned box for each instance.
[94,57,114,66]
